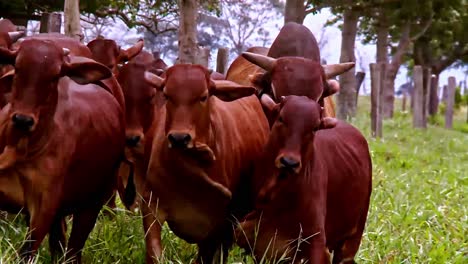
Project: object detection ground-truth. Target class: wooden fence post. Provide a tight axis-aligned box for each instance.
[370,63,383,138]
[355,71,365,105]
[402,94,407,112]
[442,85,448,103]
[195,47,210,68]
[423,68,431,118]
[216,47,229,75]
[39,12,61,33]
[413,66,426,128]
[445,76,456,129]
[428,75,439,116]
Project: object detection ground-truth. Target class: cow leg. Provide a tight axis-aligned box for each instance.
[20,199,59,262]
[305,234,330,264]
[65,206,101,263]
[195,221,234,264]
[49,216,67,263]
[332,212,368,264]
[141,198,166,264]
[331,236,362,264]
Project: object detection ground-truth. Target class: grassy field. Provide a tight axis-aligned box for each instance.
[1,97,467,263]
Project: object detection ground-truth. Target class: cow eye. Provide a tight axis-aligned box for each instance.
[277,116,284,123]
[200,95,208,102]
[163,93,169,100]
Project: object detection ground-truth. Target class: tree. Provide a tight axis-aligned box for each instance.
[359,0,434,118]
[413,1,467,79]
[0,0,112,26]
[220,0,281,55]
[177,0,200,64]
[64,0,83,41]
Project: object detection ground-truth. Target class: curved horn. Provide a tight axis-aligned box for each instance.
[242,52,277,72]
[62,48,70,56]
[7,31,25,43]
[323,62,355,79]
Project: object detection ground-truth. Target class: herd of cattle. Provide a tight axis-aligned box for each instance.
[0,17,372,264]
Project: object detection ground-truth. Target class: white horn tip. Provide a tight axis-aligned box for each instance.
[63,48,70,56]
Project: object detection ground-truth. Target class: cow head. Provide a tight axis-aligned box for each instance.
[118,62,160,149]
[144,64,256,154]
[87,37,144,74]
[242,52,353,102]
[257,95,337,204]
[0,39,112,135]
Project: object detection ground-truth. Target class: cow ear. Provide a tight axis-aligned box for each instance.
[260,94,280,127]
[249,72,266,87]
[0,47,18,65]
[319,117,338,130]
[62,56,112,84]
[119,39,144,63]
[144,71,164,91]
[209,80,257,102]
[0,69,14,94]
[260,93,277,112]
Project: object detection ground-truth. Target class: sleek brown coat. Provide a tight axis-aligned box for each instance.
[134,64,269,263]
[0,39,125,263]
[236,95,372,264]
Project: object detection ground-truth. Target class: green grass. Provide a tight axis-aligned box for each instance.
[1,97,467,263]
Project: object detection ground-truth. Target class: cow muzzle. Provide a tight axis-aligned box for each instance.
[11,113,36,132]
[126,135,141,147]
[275,155,301,174]
[167,132,193,149]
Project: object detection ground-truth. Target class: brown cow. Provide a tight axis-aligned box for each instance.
[0,34,99,221]
[87,37,144,74]
[12,33,93,58]
[87,36,145,209]
[0,39,125,263]
[225,46,269,86]
[131,50,169,75]
[132,64,269,263]
[236,95,372,264]
[116,61,166,210]
[226,23,353,117]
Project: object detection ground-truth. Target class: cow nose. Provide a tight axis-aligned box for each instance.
[126,135,141,147]
[279,156,300,170]
[12,114,34,131]
[167,133,192,148]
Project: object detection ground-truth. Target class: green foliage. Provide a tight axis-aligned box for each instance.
[1,97,467,263]
[0,0,112,17]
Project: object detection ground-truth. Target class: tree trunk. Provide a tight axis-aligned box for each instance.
[383,22,412,118]
[178,0,199,64]
[376,9,388,64]
[337,8,359,120]
[64,0,83,41]
[284,0,306,24]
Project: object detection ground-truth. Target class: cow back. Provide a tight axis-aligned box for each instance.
[12,33,93,58]
[226,46,268,86]
[268,22,320,62]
